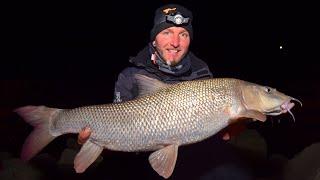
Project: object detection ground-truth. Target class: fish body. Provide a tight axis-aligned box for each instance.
[52,78,239,151]
[15,75,300,178]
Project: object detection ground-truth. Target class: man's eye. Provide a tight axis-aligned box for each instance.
[180,33,189,38]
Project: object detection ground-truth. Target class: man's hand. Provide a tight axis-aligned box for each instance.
[77,127,91,144]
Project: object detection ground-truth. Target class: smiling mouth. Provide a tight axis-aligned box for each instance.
[167,49,180,53]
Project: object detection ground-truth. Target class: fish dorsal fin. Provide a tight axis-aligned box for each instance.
[74,140,103,173]
[149,144,179,179]
[134,74,169,97]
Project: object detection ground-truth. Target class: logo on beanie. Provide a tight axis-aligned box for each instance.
[162,7,177,14]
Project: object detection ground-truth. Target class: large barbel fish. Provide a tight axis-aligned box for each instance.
[15,75,301,178]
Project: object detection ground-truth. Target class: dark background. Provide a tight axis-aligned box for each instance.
[1,1,319,179]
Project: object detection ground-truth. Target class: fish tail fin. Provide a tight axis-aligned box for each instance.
[14,105,60,161]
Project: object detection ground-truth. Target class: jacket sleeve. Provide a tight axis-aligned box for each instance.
[113,68,139,103]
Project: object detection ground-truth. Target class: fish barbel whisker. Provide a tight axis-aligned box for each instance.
[291,97,303,107]
[287,109,296,122]
[289,97,302,122]
[282,97,302,123]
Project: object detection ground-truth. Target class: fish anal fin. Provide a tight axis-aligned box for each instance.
[74,140,103,173]
[148,144,179,179]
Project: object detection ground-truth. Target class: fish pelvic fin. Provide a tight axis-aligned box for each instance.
[149,144,179,179]
[14,105,60,161]
[134,74,170,97]
[74,140,103,173]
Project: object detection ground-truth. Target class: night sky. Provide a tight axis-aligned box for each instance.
[1,1,319,179]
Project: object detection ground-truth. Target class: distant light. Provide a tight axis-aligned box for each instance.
[280,45,283,49]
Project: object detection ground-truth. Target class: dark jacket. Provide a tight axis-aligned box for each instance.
[113,45,213,102]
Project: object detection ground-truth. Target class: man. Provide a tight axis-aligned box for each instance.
[113,4,213,103]
[78,4,215,143]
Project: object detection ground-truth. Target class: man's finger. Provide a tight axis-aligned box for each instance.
[77,127,91,144]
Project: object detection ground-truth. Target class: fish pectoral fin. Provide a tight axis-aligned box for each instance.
[74,140,103,173]
[148,144,179,179]
[240,110,267,122]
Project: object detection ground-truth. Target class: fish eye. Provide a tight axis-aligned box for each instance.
[265,87,272,93]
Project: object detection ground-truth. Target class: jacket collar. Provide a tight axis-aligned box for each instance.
[129,45,213,81]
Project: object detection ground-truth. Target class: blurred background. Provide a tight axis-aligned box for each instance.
[1,1,319,179]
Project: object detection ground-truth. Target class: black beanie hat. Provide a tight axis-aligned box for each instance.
[150,4,193,41]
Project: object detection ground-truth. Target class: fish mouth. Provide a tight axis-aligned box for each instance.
[265,98,302,121]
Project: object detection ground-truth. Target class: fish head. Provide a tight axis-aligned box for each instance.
[241,82,302,117]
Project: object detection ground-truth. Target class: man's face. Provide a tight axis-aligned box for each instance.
[154,26,190,66]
